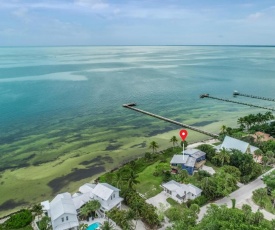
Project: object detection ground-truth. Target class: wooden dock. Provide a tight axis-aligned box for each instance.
[122,103,219,138]
[233,91,275,102]
[200,94,275,111]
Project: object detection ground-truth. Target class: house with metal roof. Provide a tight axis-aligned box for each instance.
[162,180,202,203]
[92,183,124,217]
[170,148,206,175]
[215,136,259,154]
[41,182,123,229]
[49,193,79,230]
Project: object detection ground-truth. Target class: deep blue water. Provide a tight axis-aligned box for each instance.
[0,46,275,144]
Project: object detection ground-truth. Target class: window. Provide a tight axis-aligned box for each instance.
[62,217,64,222]
[113,194,115,198]
[66,216,69,221]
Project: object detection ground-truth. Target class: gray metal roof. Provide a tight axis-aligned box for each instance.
[185,149,198,155]
[72,193,91,210]
[93,183,115,201]
[55,222,79,230]
[50,193,77,221]
[220,136,249,153]
[170,155,186,164]
[250,145,259,153]
[79,183,96,194]
[190,150,206,159]
[101,183,120,192]
[188,184,202,195]
[185,157,196,167]
[162,180,202,197]
[220,136,258,154]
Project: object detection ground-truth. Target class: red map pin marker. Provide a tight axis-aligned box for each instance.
[179,129,188,141]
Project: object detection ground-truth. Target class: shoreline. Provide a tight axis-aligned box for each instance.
[0,134,219,218]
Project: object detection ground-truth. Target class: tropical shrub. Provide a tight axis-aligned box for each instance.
[4,209,32,229]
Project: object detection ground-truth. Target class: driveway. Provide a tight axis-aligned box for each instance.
[198,168,275,221]
[146,191,171,210]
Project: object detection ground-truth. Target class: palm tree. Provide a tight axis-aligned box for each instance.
[213,148,230,166]
[170,136,178,148]
[128,171,140,190]
[237,117,245,130]
[100,221,115,230]
[86,200,101,218]
[31,203,43,220]
[79,205,90,220]
[149,141,159,153]
[115,170,123,189]
[123,169,140,190]
[264,111,274,122]
[220,125,227,134]
[78,223,89,230]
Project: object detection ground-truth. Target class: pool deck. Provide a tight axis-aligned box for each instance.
[81,217,121,230]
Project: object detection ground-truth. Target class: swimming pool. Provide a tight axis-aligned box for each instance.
[87,222,101,230]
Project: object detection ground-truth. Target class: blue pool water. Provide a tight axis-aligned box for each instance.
[87,222,101,230]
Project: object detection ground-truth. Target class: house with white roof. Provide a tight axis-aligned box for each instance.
[72,192,91,212]
[162,180,202,203]
[41,182,123,229]
[92,183,124,217]
[48,193,79,230]
[215,136,259,154]
[77,182,123,217]
[170,148,206,175]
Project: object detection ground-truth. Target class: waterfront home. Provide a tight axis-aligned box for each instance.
[162,180,202,203]
[48,193,79,230]
[170,148,206,175]
[41,182,123,229]
[78,183,124,217]
[215,136,259,154]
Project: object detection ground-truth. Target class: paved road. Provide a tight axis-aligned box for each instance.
[198,168,275,221]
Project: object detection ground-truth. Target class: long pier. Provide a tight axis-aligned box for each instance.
[123,103,219,138]
[200,94,275,111]
[233,91,275,102]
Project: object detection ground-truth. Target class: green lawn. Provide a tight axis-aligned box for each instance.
[252,188,275,214]
[205,161,220,172]
[136,161,163,199]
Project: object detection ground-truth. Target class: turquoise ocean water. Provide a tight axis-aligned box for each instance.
[0,46,275,163]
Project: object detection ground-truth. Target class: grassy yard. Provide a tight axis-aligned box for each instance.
[136,161,163,199]
[252,188,275,214]
[205,161,220,172]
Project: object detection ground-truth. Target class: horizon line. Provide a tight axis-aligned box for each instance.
[0,44,275,48]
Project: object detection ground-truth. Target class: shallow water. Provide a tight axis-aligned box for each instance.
[1,46,275,161]
[0,46,275,214]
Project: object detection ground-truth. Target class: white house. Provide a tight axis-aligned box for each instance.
[78,182,123,217]
[162,180,202,203]
[49,193,79,230]
[215,136,259,154]
[41,182,123,230]
[72,192,92,212]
